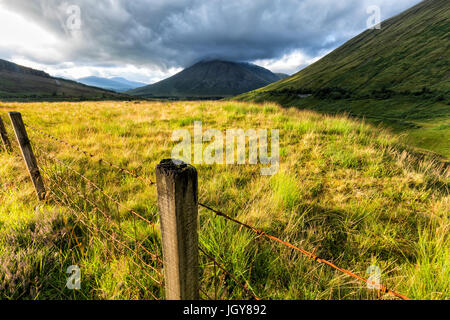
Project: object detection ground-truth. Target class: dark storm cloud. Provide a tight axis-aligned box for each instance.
[1,0,422,71]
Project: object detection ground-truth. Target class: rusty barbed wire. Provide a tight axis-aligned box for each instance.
[35,143,165,289]
[6,119,414,300]
[53,194,161,301]
[48,186,163,288]
[198,202,412,301]
[199,287,214,300]
[24,122,155,185]
[40,153,162,259]
[39,161,164,268]
[39,150,155,226]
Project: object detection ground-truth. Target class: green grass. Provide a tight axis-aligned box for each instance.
[0,100,448,300]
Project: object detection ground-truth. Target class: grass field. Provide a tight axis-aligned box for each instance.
[235,93,450,159]
[0,100,448,300]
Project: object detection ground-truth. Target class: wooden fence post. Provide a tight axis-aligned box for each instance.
[0,116,12,152]
[156,159,199,300]
[9,112,46,201]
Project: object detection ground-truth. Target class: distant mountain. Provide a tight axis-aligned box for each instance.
[110,77,148,88]
[0,59,124,100]
[127,60,283,99]
[275,73,290,80]
[77,76,147,92]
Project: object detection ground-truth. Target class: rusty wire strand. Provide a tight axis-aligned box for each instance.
[200,287,214,301]
[40,150,155,226]
[39,162,164,280]
[24,122,155,185]
[199,202,411,301]
[48,186,163,287]
[40,161,163,265]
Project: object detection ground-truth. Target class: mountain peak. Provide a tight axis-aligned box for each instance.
[76,76,147,92]
[128,60,283,99]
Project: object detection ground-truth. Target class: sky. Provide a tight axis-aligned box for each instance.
[0,0,422,84]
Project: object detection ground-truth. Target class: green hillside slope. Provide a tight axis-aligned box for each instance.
[235,0,449,157]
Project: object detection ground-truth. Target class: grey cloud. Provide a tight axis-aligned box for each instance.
[1,0,422,72]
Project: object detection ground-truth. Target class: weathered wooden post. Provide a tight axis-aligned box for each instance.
[155,159,199,300]
[9,112,46,201]
[0,116,12,152]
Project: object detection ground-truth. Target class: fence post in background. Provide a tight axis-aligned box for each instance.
[156,159,199,300]
[9,112,46,201]
[0,116,12,152]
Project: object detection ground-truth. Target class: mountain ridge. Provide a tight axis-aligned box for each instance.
[0,59,125,100]
[77,76,147,92]
[127,60,286,99]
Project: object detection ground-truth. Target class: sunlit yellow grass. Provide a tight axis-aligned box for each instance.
[0,100,448,300]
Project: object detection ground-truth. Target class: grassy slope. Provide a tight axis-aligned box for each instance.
[255,0,449,94]
[0,101,448,300]
[236,94,450,158]
[235,0,450,158]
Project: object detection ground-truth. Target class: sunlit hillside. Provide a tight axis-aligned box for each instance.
[235,0,450,158]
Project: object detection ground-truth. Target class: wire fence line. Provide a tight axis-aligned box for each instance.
[34,145,164,297]
[198,203,411,300]
[48,188,162,300]
[8,116,246,300]
[34,142,163,258]
[1,114,412,300]
[24,123,155,186]
[3,114,164,298]
[42,168,164,282]
[43,151,155,226]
